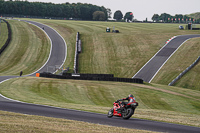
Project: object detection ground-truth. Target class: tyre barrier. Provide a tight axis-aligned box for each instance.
[36,72,143,84]
[0,19,11,56]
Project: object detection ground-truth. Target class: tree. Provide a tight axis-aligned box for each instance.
[113,10,123,21]
[93,11,106,21]
[124,12,134,22]
[159,13,171,22]
[106,8,112,18]
[152,14,159,22]
[174,14,183,23]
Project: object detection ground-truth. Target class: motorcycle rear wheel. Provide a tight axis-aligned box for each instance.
[107,109,113,118]
[122,108,134,119]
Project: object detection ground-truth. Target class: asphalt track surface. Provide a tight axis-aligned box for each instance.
[0,21,200,133]
[133,34,200,83]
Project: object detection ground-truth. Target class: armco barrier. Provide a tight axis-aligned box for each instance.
[0,19,11,56]
[169,56,200,86]
[37,72,143,84]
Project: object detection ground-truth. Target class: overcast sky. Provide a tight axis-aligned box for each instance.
[28,0,200,21]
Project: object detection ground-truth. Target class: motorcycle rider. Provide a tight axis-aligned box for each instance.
[115,94,136,112]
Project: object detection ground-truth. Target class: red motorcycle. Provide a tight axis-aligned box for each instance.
[107,100,138,119]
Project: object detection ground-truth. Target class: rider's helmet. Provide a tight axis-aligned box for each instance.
[128,94,135,102]
[128,94,134,98]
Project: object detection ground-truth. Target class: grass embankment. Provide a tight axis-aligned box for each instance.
[27,19,200,90]
[0,20,8,48]
[0,111,155,133]
[0,20,50,76]
[0,19,200,89]
[152,37,200,90]
[0,77,200,127]
[27,19,200,78]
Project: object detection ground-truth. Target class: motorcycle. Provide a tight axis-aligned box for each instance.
[107,100,138,119]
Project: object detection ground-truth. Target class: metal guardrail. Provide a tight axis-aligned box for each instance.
[169,56,200,86]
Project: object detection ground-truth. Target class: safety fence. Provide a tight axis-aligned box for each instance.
[169,56,200,86]
[0,19,11,56]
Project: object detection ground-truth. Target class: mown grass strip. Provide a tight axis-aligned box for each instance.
[0,110,155,133]
[0,77,199,127]
[0,20,50,76]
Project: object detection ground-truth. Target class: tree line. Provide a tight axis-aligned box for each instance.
[0,0,109,20]
[152,13,200,23]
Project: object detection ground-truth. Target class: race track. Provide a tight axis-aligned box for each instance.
[0,20,200,133]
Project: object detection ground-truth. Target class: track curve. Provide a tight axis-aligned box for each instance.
[0,21,199,133]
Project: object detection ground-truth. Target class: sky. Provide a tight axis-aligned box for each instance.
[28,0,200,21]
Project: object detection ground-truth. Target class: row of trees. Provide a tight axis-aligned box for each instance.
[0,0,109,20]
[152,13,200,23]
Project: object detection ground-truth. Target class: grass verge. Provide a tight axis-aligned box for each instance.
[0,110,155,133]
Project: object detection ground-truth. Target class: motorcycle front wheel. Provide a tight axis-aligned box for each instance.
[122,108,134,119]
[107,109,113,118]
